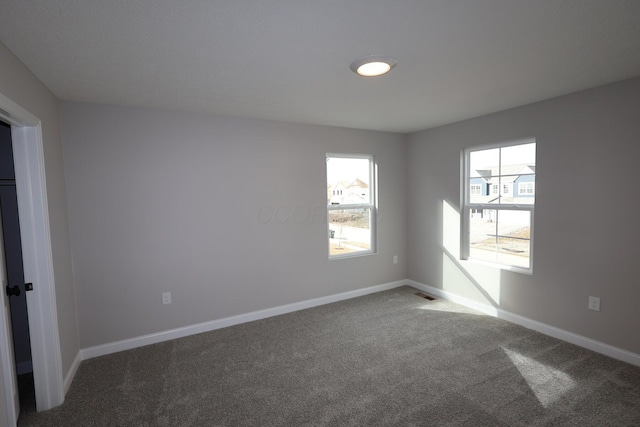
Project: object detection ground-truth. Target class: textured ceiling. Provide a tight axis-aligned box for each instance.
[1,0,639,133]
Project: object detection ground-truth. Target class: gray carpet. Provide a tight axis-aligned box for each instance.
[18,286,640,426]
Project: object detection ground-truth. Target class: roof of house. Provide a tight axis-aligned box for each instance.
[329,179,369,190]
[471,164,535,182]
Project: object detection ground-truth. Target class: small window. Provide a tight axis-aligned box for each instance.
[326,154,376,258]
[463,140,536,273]
[518,182,535,195]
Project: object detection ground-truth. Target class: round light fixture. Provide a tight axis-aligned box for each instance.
[350,55,398,77]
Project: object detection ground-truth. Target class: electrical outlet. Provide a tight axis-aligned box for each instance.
[393,255,398,264]
[162,292,172,305]
[588,296,600,311]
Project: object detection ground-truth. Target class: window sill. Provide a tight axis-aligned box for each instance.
[464,257,533,276]
[329,250,375,260]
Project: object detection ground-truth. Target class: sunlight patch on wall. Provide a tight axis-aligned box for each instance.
[442,199,461,257]
[441,253,497,306]
[442,200,501,305]
[502,347,576,408]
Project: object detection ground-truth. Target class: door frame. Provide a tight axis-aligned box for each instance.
[0,92,64,413]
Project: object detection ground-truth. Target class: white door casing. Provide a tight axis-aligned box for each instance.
[0,92,65,417]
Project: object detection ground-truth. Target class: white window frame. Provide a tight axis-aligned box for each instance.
[461,139,535,274]
[518,182,535,195]
[326,154,376,259]
[470,184,482,195]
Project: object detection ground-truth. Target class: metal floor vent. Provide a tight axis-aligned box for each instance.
[415,292,436,301]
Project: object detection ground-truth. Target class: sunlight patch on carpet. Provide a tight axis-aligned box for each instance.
[415,304,485,315]
[502,347,576,408]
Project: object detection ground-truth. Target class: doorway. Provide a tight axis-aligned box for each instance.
[0,92,66,424]
[0,120,35,417]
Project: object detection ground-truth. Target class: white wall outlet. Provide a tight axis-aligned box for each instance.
[162,292,172,305]
[588,296,600,311]
[393,255,398,264]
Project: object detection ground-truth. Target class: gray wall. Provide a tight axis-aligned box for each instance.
[0,42,79,378]
[407,76,640,355]
[59,102,407,348]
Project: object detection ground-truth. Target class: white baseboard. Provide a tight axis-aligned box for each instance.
[407,279,640,368]
[81,280,407,361]
[15,357,81,402]
[79,278,640,369]
[63,351,82,394]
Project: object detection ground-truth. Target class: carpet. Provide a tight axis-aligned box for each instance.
[18,286,640,426]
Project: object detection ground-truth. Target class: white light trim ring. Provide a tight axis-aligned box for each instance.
[350,56,397,77]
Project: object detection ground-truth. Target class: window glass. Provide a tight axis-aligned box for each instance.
[327,155,375,258]
[464,141,535,272]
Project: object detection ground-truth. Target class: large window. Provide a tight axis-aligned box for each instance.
[326,154,375,258]
[462,140,536,273]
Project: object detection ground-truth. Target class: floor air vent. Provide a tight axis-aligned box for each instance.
[415,292,436,301]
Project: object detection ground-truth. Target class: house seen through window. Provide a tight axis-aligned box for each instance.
[463,140,536,272]
[326,154,375,258]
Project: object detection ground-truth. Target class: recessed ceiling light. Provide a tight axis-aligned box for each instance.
[350,55,398,77]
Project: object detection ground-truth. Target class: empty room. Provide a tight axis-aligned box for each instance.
[1,1,640,425]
